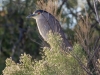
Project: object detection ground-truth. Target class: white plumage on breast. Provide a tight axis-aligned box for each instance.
[36,18,51,41]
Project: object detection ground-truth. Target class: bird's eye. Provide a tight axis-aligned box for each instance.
[37,12,40,14]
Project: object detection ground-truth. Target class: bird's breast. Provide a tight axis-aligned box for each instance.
[36,19,50,41]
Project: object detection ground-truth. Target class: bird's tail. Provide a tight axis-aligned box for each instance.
[62,38,73,51]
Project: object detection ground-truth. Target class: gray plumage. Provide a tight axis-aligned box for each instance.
[27,10,72,50]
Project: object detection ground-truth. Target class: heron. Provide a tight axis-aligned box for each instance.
[27,10,72,50]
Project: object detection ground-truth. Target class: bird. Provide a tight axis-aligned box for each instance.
[27,10,72,50]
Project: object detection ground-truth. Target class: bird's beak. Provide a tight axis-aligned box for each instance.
[26,13,36,18]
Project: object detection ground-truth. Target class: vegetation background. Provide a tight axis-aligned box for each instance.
[0,0,100,75]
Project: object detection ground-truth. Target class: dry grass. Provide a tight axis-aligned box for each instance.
[36,0,62,21]
[74,14,100,75]
[75,14,96,54]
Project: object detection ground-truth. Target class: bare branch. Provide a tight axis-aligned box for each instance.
[93,0,100,24]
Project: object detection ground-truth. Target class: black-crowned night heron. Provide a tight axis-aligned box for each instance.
[27,10,72,50]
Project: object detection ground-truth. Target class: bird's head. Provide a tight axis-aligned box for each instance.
[26,10,48,19]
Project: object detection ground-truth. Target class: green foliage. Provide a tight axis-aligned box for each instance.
[0,0,48,73]
[3,32,86,75]
[0,0,100,74]
[67,0,78,8]
[3,53,34,75]
[0,55,6,74]
[0,0,41,62]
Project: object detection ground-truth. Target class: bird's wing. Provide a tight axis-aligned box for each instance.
[46,14,65,37]
[47,14,72,48]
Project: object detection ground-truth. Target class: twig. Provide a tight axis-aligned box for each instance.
[11,17,27,59]
[29,36,42,46]
[67,51,92,75]
[88,36,100,64]
[87,0,96,14]
[0,24,6,55]
[93,0,100,24]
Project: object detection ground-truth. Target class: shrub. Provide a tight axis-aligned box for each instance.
[3,32,86,75]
